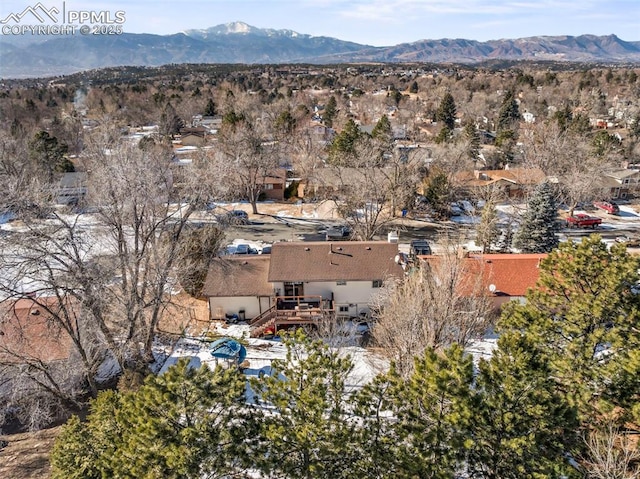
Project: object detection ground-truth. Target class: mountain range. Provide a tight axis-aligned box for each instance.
[1,21,640,78]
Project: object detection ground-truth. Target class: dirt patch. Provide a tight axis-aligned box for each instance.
[0,426,60,479]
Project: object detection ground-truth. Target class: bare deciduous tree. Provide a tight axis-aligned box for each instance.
[0,134,224,427]
[214,113,281,214]
[581,421,640,479]
[329,137,422,240]
[520,121,615,215]
[371,243,493,376]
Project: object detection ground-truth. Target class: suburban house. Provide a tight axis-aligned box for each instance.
[202,256,273,322]
[419,252,547,310]
[201,241,403,336]
[179,127,207,147]
[599,169,640,200]
[451,167,547,198]
[297,166,398,200]
[258,169,288,201]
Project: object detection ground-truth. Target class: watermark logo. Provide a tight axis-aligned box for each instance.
[1,2,126,36]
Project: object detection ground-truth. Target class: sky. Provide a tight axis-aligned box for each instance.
[1,0,639,46]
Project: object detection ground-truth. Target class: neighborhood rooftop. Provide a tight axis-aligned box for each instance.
[267,241,403,282]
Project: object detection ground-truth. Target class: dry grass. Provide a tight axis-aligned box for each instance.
[0,426,60,479]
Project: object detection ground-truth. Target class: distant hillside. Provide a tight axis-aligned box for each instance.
[1,21,639,78]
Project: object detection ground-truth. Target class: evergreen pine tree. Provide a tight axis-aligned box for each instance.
[51,360,249,479]
[424,171,451,220]
[250,330,358,479]
[513,182,559,253]
[385,346,475,478]
[497,90,521,132]
[463,121,481,162]
[204,98,216,116]
[323,95,337,128]
[499,235,640,425]
[469,332,578,478]
[371,114,392,143]
[329,118,363,164]
[436,92,457,131]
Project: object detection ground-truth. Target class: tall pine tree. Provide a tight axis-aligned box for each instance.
[499,235,640,425]
[51,359,250,479]
[250,330,358,479]
[513,182,559,253]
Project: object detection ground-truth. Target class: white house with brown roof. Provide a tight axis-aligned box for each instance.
[201,241,403,335]
[201,256,273,321]
[268,241,403,319]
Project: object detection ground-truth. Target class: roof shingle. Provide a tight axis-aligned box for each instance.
[268,241,403,282]
[201,256,272,297]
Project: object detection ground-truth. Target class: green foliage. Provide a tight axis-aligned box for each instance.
[275,108,297,135]
[323,95,337,128]
[497,90,520,132]
[591,130,622,157]
[391,89,404,107]
[470,333,578,478]
[371,114,392,143]
[51,359,249,479]
[159,103,184,137]
[386,346,475,478]
[250,330,357,479]
[434,126,453,144]
[513,182,559,253]
[328,118,364,164]
[424,171,450,219]
[436,92,457,131]
[409,81,419,94]
[203,98,216,116]
[28,130,71,181]
[499,235,640,424]
[463,121,481,161]
[221,109,245,129]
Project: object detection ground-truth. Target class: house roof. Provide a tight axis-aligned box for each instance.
[260,169,287,185]
[421,253,546,297]
[453,168,547,188]
[268,241,403,282]
[0,297,74,363]
[605,169,640,181]
[201,256,272,297]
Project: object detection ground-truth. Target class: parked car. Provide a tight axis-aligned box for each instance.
[615,236,640,247]
[234,243,258,255]
[593,201,619,215]
[566,214,602,228]
[449,202,463,216]
[260,245,272,254]
[217,209,250,225]
[325,225,351,241]
[410,239,432,256]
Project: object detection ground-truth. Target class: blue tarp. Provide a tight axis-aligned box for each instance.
[209,338,247,364]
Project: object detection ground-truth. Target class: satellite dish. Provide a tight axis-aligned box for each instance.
[489,284,497,293]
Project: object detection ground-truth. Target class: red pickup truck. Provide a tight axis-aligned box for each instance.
[566,214,602,228]
[593,201,619,215]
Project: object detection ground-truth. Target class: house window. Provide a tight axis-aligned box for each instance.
[264,184,274,190]
[339,305,349,312]
[372,280,383,288]
[284,282,304,297]
[336,280,346,286]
